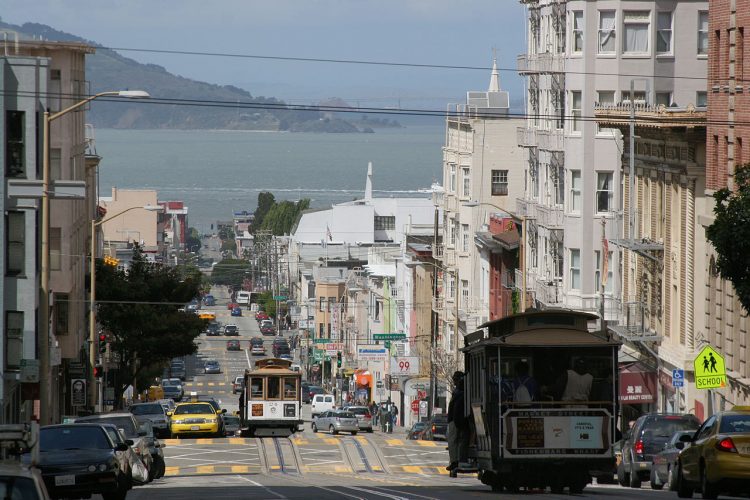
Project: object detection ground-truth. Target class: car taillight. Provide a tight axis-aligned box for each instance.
[432,425,436,432]
[716,437,737,453]
[634,439,644,455]
[364,412,371,418]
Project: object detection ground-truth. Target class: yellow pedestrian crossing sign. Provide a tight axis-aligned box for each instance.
[693,346,726,390]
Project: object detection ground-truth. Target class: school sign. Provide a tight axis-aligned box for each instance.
[693,345,726,390]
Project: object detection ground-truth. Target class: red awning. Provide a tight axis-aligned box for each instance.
[619,369,657,404]
[354,370,371,387]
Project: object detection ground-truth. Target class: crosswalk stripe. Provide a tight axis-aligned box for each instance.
[231,465,250,473]
[416,440,437,447]
[196,465,215,474]
[386,439,403,446]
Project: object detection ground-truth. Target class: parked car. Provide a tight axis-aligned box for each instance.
[312,410,359,435]
[260,326,275,336]
[0,462,51,500]
[408,421,428,440]
[231,307,242,317]
[223,415,241,437]
[205,321,221,336]
[260,319,274,330]
[136,420,165,480]
[232,376,244,395]
[304,386,325,404]
[204,360,221,374]
[618,413,701,488]
[311,394,335,418]
[676,408,750,499]
[255,311,269,321]
[129,402,170,438]
[168,402,224,438]
[74,413,154,479]
[98,423,143,484]
[343,405,373,432]
[224,324,239,336]
[35,424,132,500]
[422,414,448,441]
[649,430,696,490]
[226,339,241,351]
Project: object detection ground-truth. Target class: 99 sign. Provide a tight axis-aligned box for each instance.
[393,357,418,375]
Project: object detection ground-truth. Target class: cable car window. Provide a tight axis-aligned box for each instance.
[267,376,281,399]
[526,315,576,326]
[283,378,297,399]
[250,377,264,399]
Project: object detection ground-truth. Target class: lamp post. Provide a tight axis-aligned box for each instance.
[40,90,149,424]
[89,204,162,411]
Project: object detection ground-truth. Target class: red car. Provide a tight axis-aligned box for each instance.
[256,311,269,321]
[227,302,238,310]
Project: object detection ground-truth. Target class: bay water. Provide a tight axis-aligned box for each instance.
[94,126,444,231]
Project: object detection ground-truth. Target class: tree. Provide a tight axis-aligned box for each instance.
[210,259,250,289]
[186,227,202,254]
[95,245,205,405]
[259,198,310,235]
[252,192,276,231]
[706,163,750,314]
[433,347,461,395]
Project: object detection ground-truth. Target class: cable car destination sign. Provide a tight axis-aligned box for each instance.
[693,345,726,390]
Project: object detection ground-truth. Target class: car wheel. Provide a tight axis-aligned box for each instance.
[330,425,338,435]
[650,468,664,490]
[367,428,373,433]
[617,462,629,487]
[677,463,694,499]
[700,464,718,500]
[351,431,357,436]
[311,423,318,433]
[628,461,641,488]
[666,465,676,491]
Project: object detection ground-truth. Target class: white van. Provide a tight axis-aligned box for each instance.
[236,291,251,306]
[311,394,335,418]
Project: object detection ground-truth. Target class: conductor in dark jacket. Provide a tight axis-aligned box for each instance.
[446,371,467,471]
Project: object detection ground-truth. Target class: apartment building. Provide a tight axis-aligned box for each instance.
[703,0,750,410]
[437,58,525,361]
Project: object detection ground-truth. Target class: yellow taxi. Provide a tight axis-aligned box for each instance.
[168,402,223,437]
[676,408,750,499]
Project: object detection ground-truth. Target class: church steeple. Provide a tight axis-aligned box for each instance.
[364,161,373,201]
[489,49,500,92]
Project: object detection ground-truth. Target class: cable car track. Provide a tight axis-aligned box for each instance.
[257,436,302,475]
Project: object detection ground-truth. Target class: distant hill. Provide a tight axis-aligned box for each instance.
[0,21,396,132]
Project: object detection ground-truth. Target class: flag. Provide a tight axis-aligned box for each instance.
[326,225,333,241]
[601,238,609,287]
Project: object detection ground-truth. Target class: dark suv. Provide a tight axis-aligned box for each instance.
[618,413,700,488]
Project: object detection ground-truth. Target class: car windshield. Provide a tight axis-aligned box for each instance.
[433,415,448,423]
[642,418,698,438]
[162,380,178,387]
[347,407,369,415]
[334,411,356,418]
[77,416,138,438]
[131,404,163,415]
[413,422,427,430]
[719,415,750,433]
[41,426,111,451]
[0,476,41,500]
[175,404,215,415]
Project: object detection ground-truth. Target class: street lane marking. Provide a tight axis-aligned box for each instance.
[416,440,437,447]
[386,439,403,446]
[196,465,214,474]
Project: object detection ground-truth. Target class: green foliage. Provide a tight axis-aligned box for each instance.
[252,192,276,231]
[259,198,311,236]
[218,226,235,241]
[221,239,237,254]
[186,227,202,254]
[211,259,250,288]
[257,291,276,317]
[95,245,205,407]
[706,164,750,314]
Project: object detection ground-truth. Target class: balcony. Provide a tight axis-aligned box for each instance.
[443,248,457,267]
[432,189,444,207]
[517,126,536,148]
[531,274,564,307]
[517,53,565,74]
[516,127,564,152]
[432,297,444,313]
[609,299,663,342]
[432,244,444,260]
[445,194,459,213]
[535,204,564,229]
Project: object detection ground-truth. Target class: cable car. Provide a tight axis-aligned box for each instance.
[240,358,302,437]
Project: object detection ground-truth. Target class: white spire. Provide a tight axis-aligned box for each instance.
[489,49,500,92]
[365,161,373,201]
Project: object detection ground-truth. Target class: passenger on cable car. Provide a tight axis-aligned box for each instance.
[510,360,540,403]
[560,358,594,404]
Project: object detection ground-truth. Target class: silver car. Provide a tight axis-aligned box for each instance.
[130,402,170,438]
[343,405,373,432]
[312,410,359,435]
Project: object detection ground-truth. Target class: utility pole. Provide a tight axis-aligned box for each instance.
[429,207,439,420]
[600,218,607,335]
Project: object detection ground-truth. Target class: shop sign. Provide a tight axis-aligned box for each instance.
[619,371,657,403]
[358,346,388,361]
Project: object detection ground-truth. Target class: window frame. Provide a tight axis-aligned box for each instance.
[461,167,470,198]
[449,164,457,193]
[266,376,282,400]
[656,11,674,55]
[250,377,264,399]
[598,10,617,55]
[572,11,584,54]
[5,211,25,276]
[569,170,582,213]
[461,224,469,253]
[5,311,24,370]
[594,250,614,293]
[570,91,582,133]
[622,10,651,56]
[596,172,614,214]
[697,11,709,56]
[569,248,581,291]
[5,110,26,178]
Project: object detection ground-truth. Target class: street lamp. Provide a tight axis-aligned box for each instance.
[89,204,162,411]
[39,89,149,424]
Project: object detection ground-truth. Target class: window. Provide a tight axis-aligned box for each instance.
[319,323,324,337]
[50,148,62,181]
[5,311,23,370]
[449,164,456,192]
[6,212,25,275]
[319,297,326,312]
[462,224,469,252]
[462,167,470,197]
[698,11,709,55]
[570,170,582,213]
[55,293,69,336]
[50,227,62,271]
[328,297,335,312]
[598,11,616,54]
[491,170,508,196]
[594,250,614,293]
[657,12,673,54]
[283,378,297,399]
[572,11,584,53]
[5,111,25,178]
[623,11,650,55]
[571,91,582,132]
[569,249,581,290]
[267,377,281,399]
[449,218,457,246]
[374,216,395,230]
[655,92,672,107]
[622,90,647,103]
[597,91,615,106]
[461,280,469,309]
[596,172,614,213]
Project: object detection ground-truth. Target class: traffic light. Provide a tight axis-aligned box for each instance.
[98,333,107,355]
[336,351,342,368]
[94,365,103,378]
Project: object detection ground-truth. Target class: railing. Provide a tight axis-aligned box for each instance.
[535,204,564,228]
[432,244,444,260]
[532,275,564,307]
[443,248,456,267]
[537,128,564,151]
[445,194,459,213]
[432,190,444,207]
[517,126,536,148]
[517,53,565,74]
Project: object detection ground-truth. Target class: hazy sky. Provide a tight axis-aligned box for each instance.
[3,0,526,108]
